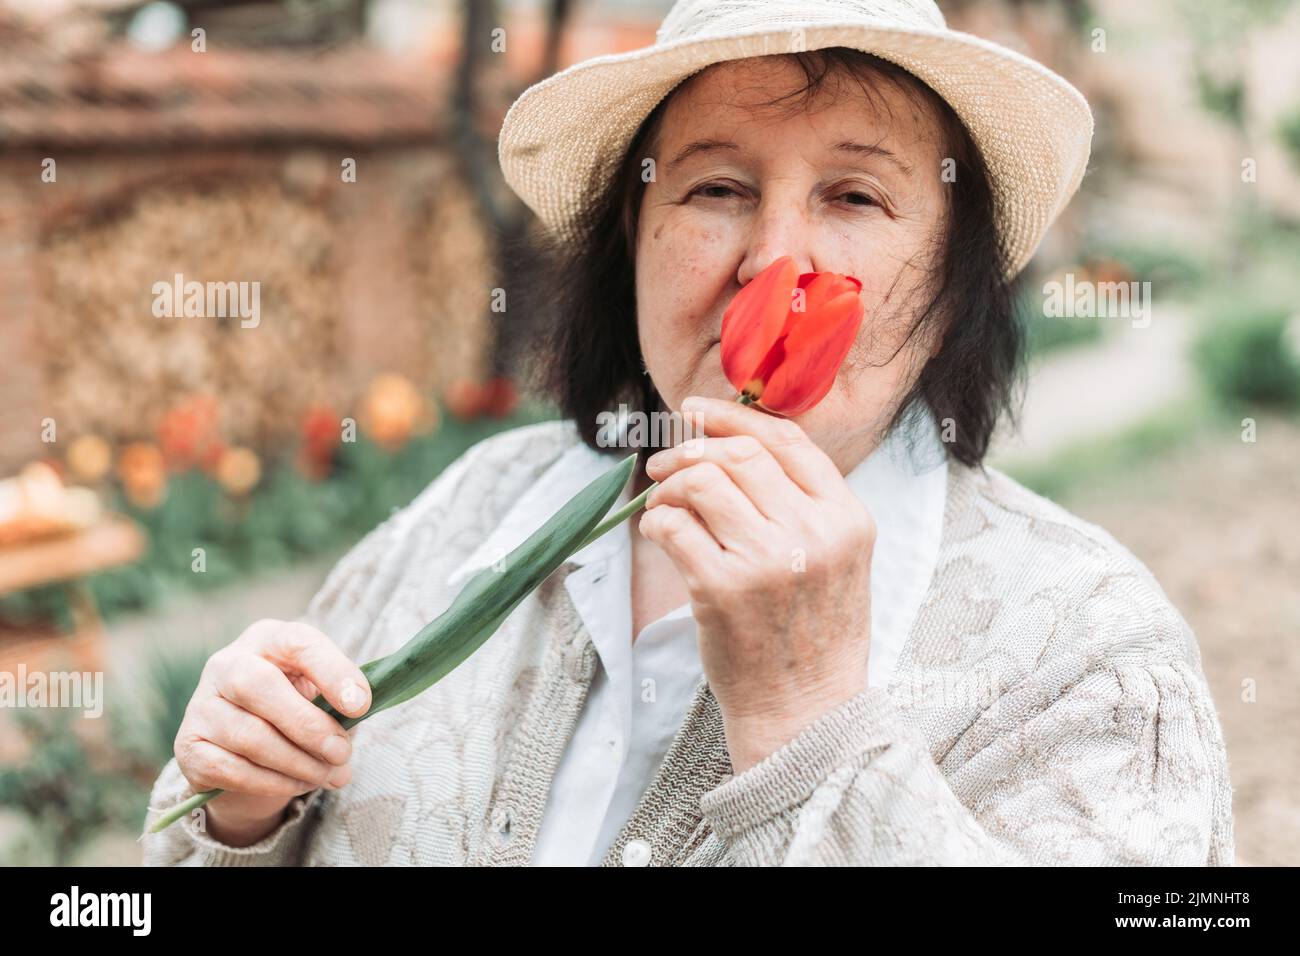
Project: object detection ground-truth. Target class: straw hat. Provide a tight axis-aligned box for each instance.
[497,0,1093,279]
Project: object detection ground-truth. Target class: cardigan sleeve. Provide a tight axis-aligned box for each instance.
[699,595,1234,866]
[140,757,326,866]
[138,510,405,866]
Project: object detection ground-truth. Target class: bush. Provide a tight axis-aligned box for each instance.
[1278,104,1300,174]
[1193,303,1300,409]
[1017,283,1103,358]
[0,709,145,865]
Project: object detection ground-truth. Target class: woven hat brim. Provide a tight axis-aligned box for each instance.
[498,21,1093,279]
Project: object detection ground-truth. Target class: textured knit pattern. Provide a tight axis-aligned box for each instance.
[141,419,1235,866]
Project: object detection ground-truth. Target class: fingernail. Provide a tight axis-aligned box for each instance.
[326,766,351,788]
[341,680,365,712]
[322,734,350,765]
[681,396,701,413]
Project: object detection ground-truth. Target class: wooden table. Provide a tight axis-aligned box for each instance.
[0,516,146,673]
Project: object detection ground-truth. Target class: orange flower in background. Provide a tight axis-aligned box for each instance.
[720,256,865,417]
[1078,255,1134,287]
[157,393,223,472]
[117,442,167,509]
[363,373,436,450]
[299,404,341,480]
[216,446,262,496]
[66,435,112,483]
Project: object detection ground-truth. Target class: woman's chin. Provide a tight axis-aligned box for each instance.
[664,372,733,410]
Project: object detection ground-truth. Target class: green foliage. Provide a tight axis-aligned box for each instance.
[1017,283,1103,358]
[1279,104,1300,173]
[1193,301,1300,410]
[0,709,145,865]
[1176,0,1293,130]
[1084,241,1207,295]
[111,642,213,771]
[1194,67,1246,128]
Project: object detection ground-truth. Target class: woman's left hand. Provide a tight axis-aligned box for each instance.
[640,395,876,773]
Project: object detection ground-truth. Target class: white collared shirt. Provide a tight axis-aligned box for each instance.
[448,411,948,866]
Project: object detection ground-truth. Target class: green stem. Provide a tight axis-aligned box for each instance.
[575,392,753,551]
[575,483,655,550]
[148,788,222,833]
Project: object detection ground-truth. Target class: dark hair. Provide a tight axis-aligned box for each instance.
[525,47,1022,469]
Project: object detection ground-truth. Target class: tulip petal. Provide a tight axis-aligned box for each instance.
[759,283,864,416]
[720,256,800,394]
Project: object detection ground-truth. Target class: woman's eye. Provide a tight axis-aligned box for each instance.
[839,191,877,208]
[692,182,741,200]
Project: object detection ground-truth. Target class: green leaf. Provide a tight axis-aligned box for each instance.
[321,450,637,725]
[149,450,636,833]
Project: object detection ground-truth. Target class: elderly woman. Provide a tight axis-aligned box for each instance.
[143,0,1234,866]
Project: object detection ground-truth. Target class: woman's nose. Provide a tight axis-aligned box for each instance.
[735,197,816,287]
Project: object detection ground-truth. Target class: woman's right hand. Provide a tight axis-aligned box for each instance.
[174,619,372,847]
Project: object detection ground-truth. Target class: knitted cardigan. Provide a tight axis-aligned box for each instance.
[141,420,1235,866]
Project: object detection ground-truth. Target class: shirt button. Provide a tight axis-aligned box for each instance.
[622,839,651,867]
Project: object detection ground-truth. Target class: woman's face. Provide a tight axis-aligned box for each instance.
[635,56,949,471]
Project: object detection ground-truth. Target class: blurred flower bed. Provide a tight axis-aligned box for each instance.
[0,372,551,630]
[1,370,552,864]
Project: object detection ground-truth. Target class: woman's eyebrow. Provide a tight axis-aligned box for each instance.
[665,138,741,171]
[663,137,912,176]
[831,139,913,176]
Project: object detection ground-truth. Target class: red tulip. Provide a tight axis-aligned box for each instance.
[720,256,864,416]
[157,393,222,472]
[482,377,519,418]
[445,378,488,421]
[300,404,341,479]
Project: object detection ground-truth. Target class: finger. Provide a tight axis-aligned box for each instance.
[251,621,371,719]
[679,395,845,498]
[645,434,806,520]
[638,503,723,587]
[645,462,768,552]
[199,695,349,786]
[185,739,319,798]
[216,654,354,765]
